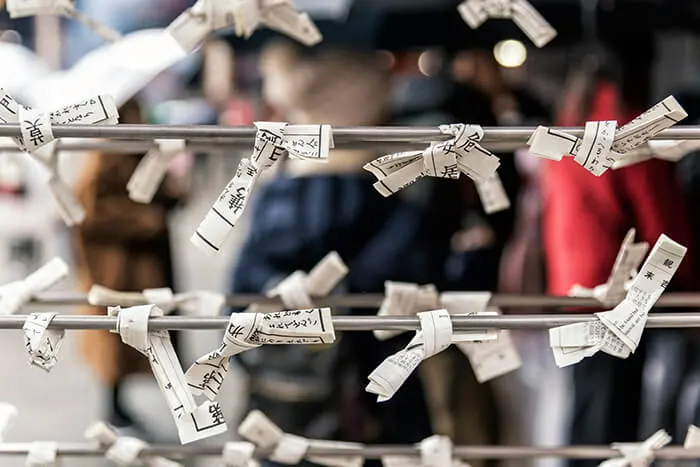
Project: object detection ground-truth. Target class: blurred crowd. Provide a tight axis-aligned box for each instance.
[3,1,700,467]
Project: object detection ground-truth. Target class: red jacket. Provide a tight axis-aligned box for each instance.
[543,82,696,298]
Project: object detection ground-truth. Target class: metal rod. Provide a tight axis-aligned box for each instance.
[28,291,700,308]
[2,313,700,331]
[0,124,699,142]
[0,443,700,459]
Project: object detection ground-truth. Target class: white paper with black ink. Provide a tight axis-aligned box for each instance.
[22,312,64,371]
[111,305,228,444]
[186,308,335,401]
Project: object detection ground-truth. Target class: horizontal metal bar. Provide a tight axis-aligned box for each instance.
[1,313,700,331]
[0,443,699,459]
[28,291,700,308]
[0,124,698,143]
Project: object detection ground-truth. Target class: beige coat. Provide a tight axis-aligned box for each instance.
[73,152,179,384]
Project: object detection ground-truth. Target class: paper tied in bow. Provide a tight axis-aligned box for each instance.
[85,421,183,466]
[168,0,322,53]
[458,0,556,47]
[186,308,335,401]
[127,139,187,204]
[109,305,228,444]
[598,429,671,467]
[528,96,688,176]
[550,234,686,367]
[6,0,121,42]
[364,124,509,214]
[238,410,364,467]
[25,441,58,467]
[1,89,119,225]
[367,309,454,402]
[0,402,17,442]
[22,312,65,371]
[568,229,649,308]
[250,251,348,312]
[0,257,68,316]
[192,122,332,255]
[613,139,700,169]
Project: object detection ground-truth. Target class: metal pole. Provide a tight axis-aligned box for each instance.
[1,313,700,331]
[0,443,699,459]
[28,291,700,308]
[0,125,699,142]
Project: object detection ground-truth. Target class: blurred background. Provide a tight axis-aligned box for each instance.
[3,0,700,466]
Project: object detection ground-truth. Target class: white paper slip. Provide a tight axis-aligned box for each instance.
[526,126,578,161]
[599,430,671,467]
[282,124,333,161]
[253,0,323,46]
[420,435,453,467]
[475,173,510,214]
[106,436,148,465]
[615,139,700,168]
[22,312,65,371]
[113,305,228,443]
[684,425,700,448]
[238,410,284,450]
[88,285,150,307]
[0,257,68,316]
[47,173,86,226]
[457,0,556,48]
[597,234,686,352]
[367,309,453,401]
[574,120,620,176]
[439,292,498,342]
[25,441,57,467]
[303,251,348,297]
[127,139,186,203]
[374,282,440,341]
[49,94,119,126]
[269,434,310,464]
[86,421,184,466]
[0,89,21,124]
[18,107,53,153]
[457,327,522,382]
[363,151,423,180]
[307,440,365,467]
[0,403,17,441]
[612,96,688,154]
[166,1,214,53]
[223,441,258,467]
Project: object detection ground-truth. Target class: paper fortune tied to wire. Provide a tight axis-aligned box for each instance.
[192,122,333,255]
[167,0,322,53]
[6,0,121,42]
[364,124,510,214]
[550,234,686,367]
[457,0,557,48]
[527,96,688,176]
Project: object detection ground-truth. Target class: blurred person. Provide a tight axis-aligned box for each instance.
[73,99,185,434]
[542,37,698,467]
[229,42,485,466]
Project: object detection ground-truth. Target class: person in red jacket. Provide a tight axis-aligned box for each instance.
[542,58,697,465]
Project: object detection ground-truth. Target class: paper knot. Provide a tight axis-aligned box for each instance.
[373,282,440,341]
[551,234,687,367]
[26,441,58,466]
[22,312,65,371]
[168,0,321,54]
[186,308,335,401]
[598,430,671,467]
[128,139,186,204]
[457,0,557,47]
[0,257,68,316]
[264,251,348,311]
[528,96,687,176]
[367,309,453,402]
[223,441,259,467]
[85,421,183,466]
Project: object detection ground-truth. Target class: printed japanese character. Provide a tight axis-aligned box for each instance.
[661,280,669,289]
[663,258,674,269]
[644,271,655,280]
[209,403,226,424]
[24,118,45,146]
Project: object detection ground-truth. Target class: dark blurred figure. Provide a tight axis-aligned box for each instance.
[73,99,184,434]
[542,37,698,467]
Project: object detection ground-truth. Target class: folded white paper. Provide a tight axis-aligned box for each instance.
[568,229,649,307]
[597,429,671,467]
[128,139,186,204]
[186,308,335,401]
[0,257,68,316]
[685,425,700,448]
[25,441,57,467]
[22,312,65,371]
[85,421,184,466]
[528,96,687,176]
[613,139,700,168]
[111,305,228,444]
[551,234,686,367]
[475,173,511,214]
[223,441,259,467]
[6,0,121,42]
[367,309,454,402]
[457,0,557,47]
[0,402,17,442]
[420,435,453,467]
[373,281,439,341]
[168,0,322,53]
